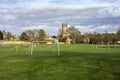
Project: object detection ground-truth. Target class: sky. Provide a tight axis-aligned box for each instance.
[0,0,120,35]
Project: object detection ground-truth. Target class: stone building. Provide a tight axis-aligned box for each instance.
[62,24,68,38]
[2,30,20,41]
[61,24,71,44]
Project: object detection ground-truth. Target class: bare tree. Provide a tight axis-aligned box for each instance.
[116,27,120,41]
[68,26,81,43]
[38,29,46,41]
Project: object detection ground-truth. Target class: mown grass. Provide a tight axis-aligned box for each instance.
[0,44,120,80]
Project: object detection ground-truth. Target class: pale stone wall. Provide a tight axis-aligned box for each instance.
[0,41,66,45]
[117,41,120,44]
[59,42,65,44]
[46,41,53,44]
[0,41,31,44]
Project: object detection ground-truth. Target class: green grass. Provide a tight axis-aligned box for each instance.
[0,44,120,80]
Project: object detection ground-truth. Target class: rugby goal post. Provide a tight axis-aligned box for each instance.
[30,41,60,56]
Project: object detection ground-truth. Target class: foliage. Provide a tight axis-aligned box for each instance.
[3,26,120,44]
[20,32,29,41]
[6,32,13,40]
[83,32,117,44]
[38,29,46,41]
[25,30,36,41]
[57,26,120,44]
[0,31,3,40]
[20,29,46,41]
[68,26,81,43]
[116,27,120,41]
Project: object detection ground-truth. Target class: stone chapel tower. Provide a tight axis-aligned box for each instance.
[62,24,68,38]
[61,24,71,44]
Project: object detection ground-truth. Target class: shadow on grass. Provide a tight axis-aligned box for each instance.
[0,50,120,80]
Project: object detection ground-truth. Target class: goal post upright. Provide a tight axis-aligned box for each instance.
[57,29,60,56]
[57,39,60,56]
[30,42,33,56]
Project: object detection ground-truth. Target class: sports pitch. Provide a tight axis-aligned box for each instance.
[0,44,120,80]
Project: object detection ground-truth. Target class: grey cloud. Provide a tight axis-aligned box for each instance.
[0,1,120,35]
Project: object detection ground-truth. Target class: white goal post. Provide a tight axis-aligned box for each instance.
[29,40,60,56]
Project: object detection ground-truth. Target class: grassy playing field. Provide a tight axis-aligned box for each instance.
[0,44,120,80]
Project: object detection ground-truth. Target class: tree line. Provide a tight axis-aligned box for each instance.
[0,31,13,40]
[0,29,46,41]
[0,27,120,44]
[20,29,46,41]
[59,26,120,44]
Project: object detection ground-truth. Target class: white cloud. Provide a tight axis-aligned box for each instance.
[75,25,95,33]
[0,24,22,35]
[75,24,119,34]
[22,25,59,35]
[1,14,16,21]
[0,0,112,9]
[0,0,120,35]
[97,25,111,29]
